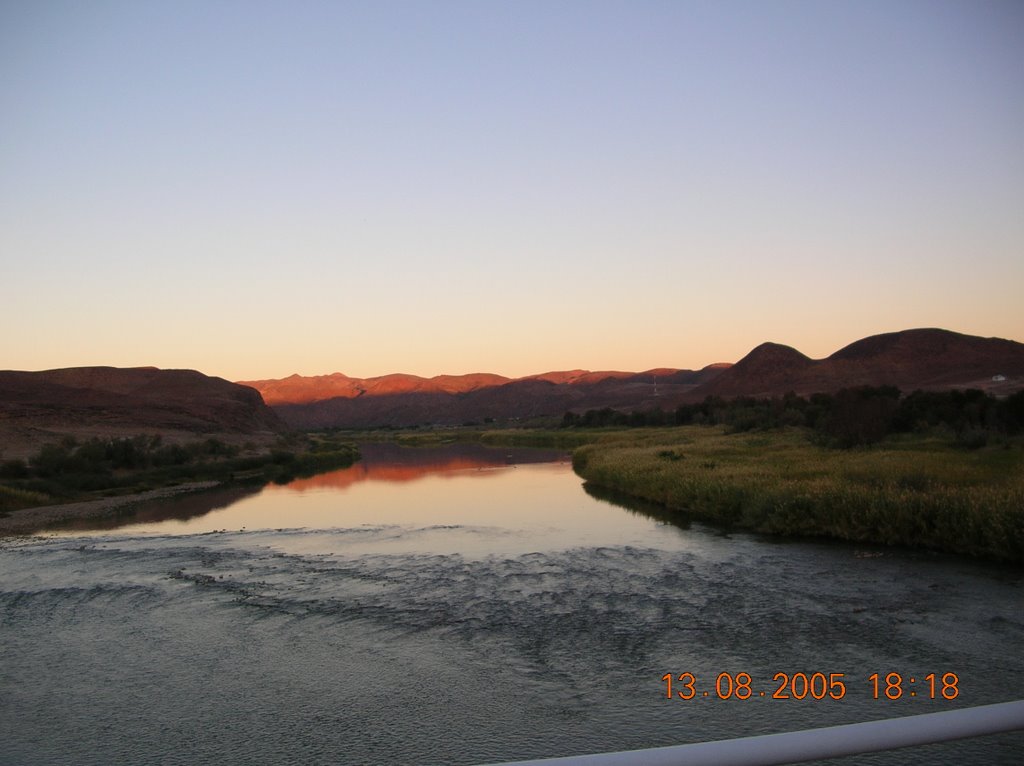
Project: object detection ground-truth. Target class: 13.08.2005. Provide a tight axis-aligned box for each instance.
[662,671,960,701]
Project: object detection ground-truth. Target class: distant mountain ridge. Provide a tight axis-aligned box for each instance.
[239,366,730,429]
[245,371,516,406]
[3,329,1019,446]
[239,329,1023,429]
[237,368,717,406]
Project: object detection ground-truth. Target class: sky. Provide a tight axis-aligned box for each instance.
[2,0,1022,381]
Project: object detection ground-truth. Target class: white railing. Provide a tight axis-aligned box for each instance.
[480,699,1024,766]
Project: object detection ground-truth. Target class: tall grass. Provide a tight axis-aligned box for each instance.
[479,429,605,449]
[571,427,1024,563]
[0,486,52,515]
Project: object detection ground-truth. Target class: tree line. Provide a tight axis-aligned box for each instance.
[0,434,359,499]
[560,387,1024,448]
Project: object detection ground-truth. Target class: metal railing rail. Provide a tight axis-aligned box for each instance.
[480,699,1024,766]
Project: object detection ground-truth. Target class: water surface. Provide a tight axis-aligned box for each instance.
[2,443,1021,765]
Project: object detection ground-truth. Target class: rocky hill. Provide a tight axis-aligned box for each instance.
[0,367,286,459]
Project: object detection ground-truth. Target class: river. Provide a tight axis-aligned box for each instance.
[1,442,1021,765]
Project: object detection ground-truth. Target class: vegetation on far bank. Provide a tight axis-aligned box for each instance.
[562,386,1024,449]
[0,434,359,515]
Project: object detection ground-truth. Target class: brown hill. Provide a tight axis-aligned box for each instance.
[693,343,814,399]
[692,328,1024,399]
[521,370,635,385]
[0,367,286,459]
[823,328,1024,388]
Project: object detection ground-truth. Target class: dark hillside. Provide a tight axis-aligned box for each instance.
[0,367,286,459]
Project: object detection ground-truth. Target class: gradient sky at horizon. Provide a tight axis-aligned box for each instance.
[2,0,1022,381]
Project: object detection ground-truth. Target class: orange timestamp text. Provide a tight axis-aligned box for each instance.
[662,672,960,701]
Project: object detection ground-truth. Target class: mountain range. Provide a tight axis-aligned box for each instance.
[2,329,1021,454]
[239,328,1024,430]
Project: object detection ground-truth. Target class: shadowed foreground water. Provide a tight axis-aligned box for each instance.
[1,443,1022,765]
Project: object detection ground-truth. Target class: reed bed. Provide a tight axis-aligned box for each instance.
[571,427,1023,563]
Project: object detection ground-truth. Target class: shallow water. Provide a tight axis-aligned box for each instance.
[1,443,1022,765]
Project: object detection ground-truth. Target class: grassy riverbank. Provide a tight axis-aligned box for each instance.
[569,426,1023,563]
[0,434,359,516]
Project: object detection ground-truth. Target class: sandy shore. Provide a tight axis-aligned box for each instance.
[0,482,221,536]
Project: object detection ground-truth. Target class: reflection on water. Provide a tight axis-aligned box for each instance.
[582,480,693,530]
[4,442,1023,766]
[55,485,263,532]
[270,442,568,493]
[52,442,697,558]
[52,442,572,541]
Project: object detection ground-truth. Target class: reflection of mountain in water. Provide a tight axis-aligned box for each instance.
[56,485,263,532]
[582,481,692,531]
[48,443,568,535]
[268,442,568,493]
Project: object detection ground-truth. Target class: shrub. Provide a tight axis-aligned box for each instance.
[0,459,30,479]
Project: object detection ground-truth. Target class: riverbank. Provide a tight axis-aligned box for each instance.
[0,434,360,534]
[576,427,1023,563]
[0,481,223,536]
[475,425,1024,563]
